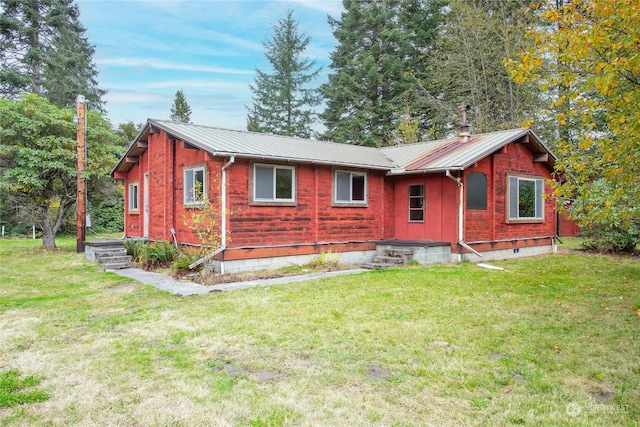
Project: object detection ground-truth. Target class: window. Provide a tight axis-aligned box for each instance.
[252,164,295,203]
[408,184,424,221]
[128,183,139,212]
[467,172,487,210]
[334,170,367,204]
[507,175,544,222]
[184,166,206,206]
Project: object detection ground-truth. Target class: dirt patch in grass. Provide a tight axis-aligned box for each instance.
[103,282,139,293]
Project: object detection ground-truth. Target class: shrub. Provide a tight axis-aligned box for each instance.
[123,239,146,262]
[307,250,340,269]
[171,251,201,273]
[141,241,178,268]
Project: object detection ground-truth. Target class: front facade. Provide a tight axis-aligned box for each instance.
[112,120,558,273]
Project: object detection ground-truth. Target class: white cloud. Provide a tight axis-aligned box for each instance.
[96,58,254,75]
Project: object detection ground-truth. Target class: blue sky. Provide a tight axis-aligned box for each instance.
[77,0,344,130]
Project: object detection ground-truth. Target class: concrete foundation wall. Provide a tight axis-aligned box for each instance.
[211,249,377,274]
[458,244,555,263]
[375,244,452,265]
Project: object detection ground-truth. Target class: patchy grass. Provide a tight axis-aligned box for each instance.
[1,237,639,426]
[0,369,49,408]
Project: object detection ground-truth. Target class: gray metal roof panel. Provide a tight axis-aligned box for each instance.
[150,119,395,169]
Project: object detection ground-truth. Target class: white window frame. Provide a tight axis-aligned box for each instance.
[184,165,206,206]
[506,174,545,223]
[251,163,296,205]
[128,183,139,212]
[333,170,368,205]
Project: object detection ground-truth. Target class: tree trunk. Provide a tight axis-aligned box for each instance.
[36,200,70,249]
[37,205,56,249]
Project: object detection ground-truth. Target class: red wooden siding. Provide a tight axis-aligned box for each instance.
[391,141,556,247]
[120,130,557,260]
[226,159,392,248]
[122,132,392,250]
[392,175,459,242]
[463,142,555,243]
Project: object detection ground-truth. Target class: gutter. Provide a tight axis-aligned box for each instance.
[445,169,482,261]
[189,156,235,272]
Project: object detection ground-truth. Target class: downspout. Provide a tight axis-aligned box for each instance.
[219,156,235,274]
[188,156,235,272]
[446,169,482,261]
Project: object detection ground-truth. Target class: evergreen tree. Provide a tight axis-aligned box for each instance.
[321,0,445,146]
[418,0,550,139]
[169,89,192,123]
[247,9,321,138]
[0,0,105,109]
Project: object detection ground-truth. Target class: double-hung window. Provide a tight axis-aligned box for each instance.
[184,166,206,206]
[334,170,367,205]
[252,164,295,204]
[408,184,424,221]
[507,174,544,222]
[128,183,139,212]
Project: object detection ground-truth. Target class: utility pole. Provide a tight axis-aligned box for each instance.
[76,95,86,253]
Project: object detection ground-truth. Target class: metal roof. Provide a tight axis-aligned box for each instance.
[380,128,556,172]
[153,119,393,169]
[112,120,556,175]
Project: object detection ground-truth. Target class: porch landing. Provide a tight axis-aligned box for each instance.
[366,240,452,268]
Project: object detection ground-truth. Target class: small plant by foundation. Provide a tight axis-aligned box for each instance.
[306,250,340,269]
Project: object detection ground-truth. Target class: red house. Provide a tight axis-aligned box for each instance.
[111,119,559,273]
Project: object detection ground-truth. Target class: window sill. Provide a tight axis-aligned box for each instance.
[250,200,297,207]
[506,218,545,224]
[332,202,368,207]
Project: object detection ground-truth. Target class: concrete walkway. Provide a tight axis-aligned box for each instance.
[108,267,368,296]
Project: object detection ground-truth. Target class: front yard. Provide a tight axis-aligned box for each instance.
[1,237,638,426]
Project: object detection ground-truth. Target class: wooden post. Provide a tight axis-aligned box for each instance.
[76,95,86,253]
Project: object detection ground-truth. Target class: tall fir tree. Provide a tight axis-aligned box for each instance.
[0,0,105,109]
[417,0,550,140]
[247,8,321,138]
[321,0,445,146]
[169,89,192,123]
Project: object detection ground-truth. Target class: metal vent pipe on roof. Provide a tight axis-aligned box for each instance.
[458,105,471,143]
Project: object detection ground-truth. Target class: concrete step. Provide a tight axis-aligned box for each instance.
[361,262,403,270]
[95,248,128,257]
[97,255,134,264]
[383,248,414,257]
[103,261,137,270]
[372,255,406,264]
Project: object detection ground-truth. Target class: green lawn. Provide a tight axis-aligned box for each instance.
[1,237,638,426]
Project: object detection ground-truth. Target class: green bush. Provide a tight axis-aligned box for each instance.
[171,252,201,273]
[123,239,146,262]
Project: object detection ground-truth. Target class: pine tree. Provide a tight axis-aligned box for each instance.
[320,0,444,146]
[0,0,105,109]
[170,89,192,123]
[247,9,321,138]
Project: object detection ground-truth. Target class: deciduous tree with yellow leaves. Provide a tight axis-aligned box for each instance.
[510,0,640,252]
